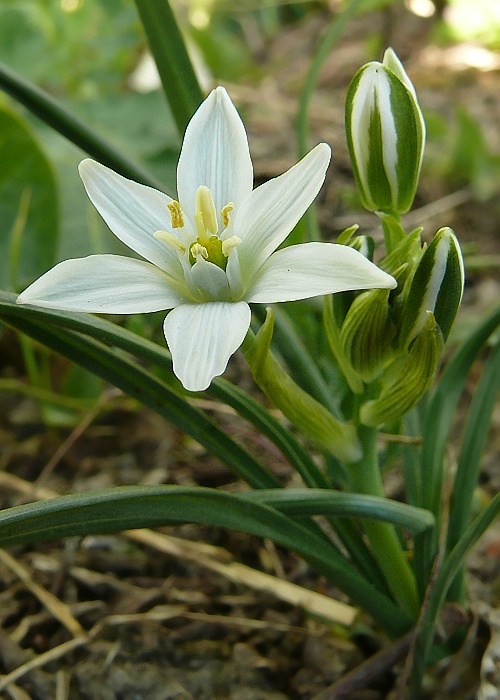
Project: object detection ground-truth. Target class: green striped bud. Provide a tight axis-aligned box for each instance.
[345,48,425,215]
[360,312,443,428]
[340,288,395,382]
[399,227,464,347]
[336,224,375,261]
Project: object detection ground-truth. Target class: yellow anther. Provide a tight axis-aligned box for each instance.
[168,200,184,229]
[195,186,218,235]
[221,235,241,257]
[154,230,186,254]
[221,202,234,228]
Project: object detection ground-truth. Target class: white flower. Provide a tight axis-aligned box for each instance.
[17,87,396,391]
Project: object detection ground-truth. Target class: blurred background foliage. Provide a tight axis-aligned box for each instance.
[1,0,499,424]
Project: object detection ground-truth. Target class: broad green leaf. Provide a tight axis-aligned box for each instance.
[0,4,50,81]
[0,104,59,290]
[0,484,412,636]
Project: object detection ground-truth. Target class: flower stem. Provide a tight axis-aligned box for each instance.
[346,424,420,619]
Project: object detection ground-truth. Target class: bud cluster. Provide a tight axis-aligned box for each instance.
[335,49,465,427]
[330,226,464,428]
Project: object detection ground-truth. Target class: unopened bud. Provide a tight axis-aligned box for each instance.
[399,227,464,347]
[336,226,374,261]
[345,48,425,215]
[360,313,443,427]
[340,289,395,382]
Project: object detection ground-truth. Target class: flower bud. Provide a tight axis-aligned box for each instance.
[345,48,425,215]
[340,288,395,382]
[360,312,443,427]
[399,227,464,347]
[336,224,374,261]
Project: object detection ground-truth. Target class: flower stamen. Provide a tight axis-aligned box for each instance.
[154,230,186,254]
[190,242,209,260]
[222,235,241,257]
[221,202,234,228]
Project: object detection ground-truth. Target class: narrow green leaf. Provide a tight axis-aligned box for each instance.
[445,339,500,600]
[0,292,322,487]
[414,305,500,590]
[0,62,163,191]
[419,305,500,511]
[133,0,204,136]
[296,0,365,240]
[1,312,280,490]
[241,490,435,534]
[0,485,413,636]
[409,493,500,698]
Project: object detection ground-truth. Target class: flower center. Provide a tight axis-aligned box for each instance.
[159,186,240,272]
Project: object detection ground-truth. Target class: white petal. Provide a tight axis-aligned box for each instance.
[245,243,396,303]
[163,301,251,391]
[79,159,182,274]
[177,87,253,225]
[189,257,231,301]
[17,255,185,313]
[234,143,331,282]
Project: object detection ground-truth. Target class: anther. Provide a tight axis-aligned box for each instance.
[168,200,184,229]
[221,203,234,228]
[222,235,241,257]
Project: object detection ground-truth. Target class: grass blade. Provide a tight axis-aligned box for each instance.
[133,0,204,136]
[0,62,163,191]
[2,313,280,490]
[415,305,500,589]
[409,493,500,698]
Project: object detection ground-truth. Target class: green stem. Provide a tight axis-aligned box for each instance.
[346,424,420,619]
[133,0,204,137]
